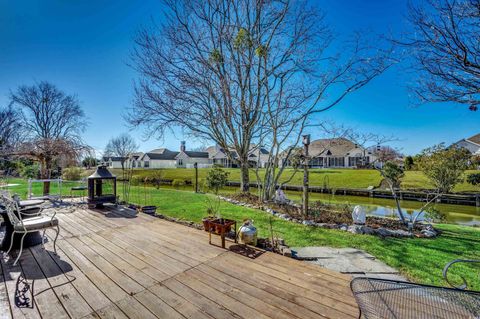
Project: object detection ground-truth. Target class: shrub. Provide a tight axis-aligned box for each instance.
[19,164,40,179]
[62,167,84,181]
[172,179,185,190]
[467,173,480,187]
[382,161,404,188]
[404,156,414,170]
[417,144,470,193]
[130,176,143,186]
[206,166,229,194]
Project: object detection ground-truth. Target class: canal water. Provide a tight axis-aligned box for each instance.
[283,190,480,226]
[215,186,480,226]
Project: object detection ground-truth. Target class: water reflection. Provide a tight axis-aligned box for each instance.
[283,190,480,226]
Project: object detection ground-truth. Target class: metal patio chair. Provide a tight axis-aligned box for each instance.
[1,194,60,266]
[350,260,480,318]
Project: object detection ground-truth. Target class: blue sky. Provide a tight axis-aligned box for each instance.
[0,0,478,156]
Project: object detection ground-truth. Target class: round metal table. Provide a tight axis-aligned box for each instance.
[0,199,46,250]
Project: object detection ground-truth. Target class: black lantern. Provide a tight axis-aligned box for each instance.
[87,165,117,208]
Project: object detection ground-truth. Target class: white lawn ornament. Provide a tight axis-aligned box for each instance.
[275,188,288,204]
[352,205,366,225]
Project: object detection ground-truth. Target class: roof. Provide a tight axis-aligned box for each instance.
[149,148,168,154]
[466,133,480,145]
[309,138,357,157]
[129,152,144,159]
[182,151,209,158]
[102,156,125,162]
[145,150,179,160]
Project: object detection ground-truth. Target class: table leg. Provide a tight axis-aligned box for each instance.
[234,221,237,243]
[221,227,225,249]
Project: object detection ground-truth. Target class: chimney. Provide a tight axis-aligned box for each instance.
[180,141,186,152]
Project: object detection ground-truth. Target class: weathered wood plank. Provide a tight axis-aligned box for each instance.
[174,271,271,319]
[207,255,358,318]
[41,240,113,312]
[0,252,40,319]
[148,284,214,319]
[83,232,170,282]
[18,249,69,319]
[186,267,302,319]
[64,237,144,295]
[76,235,160,289]
[114,296,157,319]
[163,278,242,319]
[29,245,94,318]
[133,289,185,319]
[55,240,127,303]
[0,253,12,319]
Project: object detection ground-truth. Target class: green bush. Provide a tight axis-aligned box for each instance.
[172,179,185,190]
[404,156,414,170]
[62,167,84,181]
[206,166,229,194]
[467,173,480,186]
[19,164,40,179]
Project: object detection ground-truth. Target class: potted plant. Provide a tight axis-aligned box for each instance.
[203,197,221,232]
[138,176,157,215]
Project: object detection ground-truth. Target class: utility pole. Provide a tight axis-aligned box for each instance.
[194,162,198,193]
[302,134,310,216]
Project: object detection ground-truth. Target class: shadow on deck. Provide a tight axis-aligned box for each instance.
[0,203,359,319]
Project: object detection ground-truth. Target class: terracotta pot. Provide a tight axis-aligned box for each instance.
[202,217,215,232]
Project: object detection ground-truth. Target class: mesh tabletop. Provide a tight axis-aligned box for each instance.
[351,277,480,319]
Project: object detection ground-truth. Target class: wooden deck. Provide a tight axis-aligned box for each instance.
[0,204,359,319]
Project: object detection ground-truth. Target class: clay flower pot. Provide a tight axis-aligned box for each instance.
[202,216,215,232]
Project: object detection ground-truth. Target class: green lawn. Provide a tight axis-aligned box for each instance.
[123,186,480,290]
[104,168,480,193]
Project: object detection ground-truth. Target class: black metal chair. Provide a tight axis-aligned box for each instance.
[350,260,480,319]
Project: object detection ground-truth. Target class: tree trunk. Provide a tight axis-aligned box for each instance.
[42,157,52,196]
[240,161,250,193]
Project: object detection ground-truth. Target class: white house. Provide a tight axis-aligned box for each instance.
[281,137,377,168]
[138,142,215,168]
[205,144,270,168]
[102,156,125,169]
[175,142,210,168]
[452,133,480,155]
[139,148,178,169]
[126,152,144,168]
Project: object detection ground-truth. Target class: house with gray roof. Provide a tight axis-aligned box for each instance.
[452,133,480,155]
[281,137,377,168]
[205,144,270,168]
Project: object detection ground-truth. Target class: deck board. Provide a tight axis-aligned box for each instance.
[1,203,359,318]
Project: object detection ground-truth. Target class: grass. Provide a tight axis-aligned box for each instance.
[123,186,480,290]
[2,177,480,289]
[402,170,480,193]
[102,168,480,193]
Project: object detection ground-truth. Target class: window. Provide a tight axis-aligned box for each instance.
[132,161,136,168]
[178,159,183,166]
[144,161,149,168]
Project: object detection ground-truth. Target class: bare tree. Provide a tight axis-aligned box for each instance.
[104,133,138,172]
[10,81,88,194]
[399,0,480,111]
[128,0,394,194]
[346,131,398,167]
[0,103,22,154]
